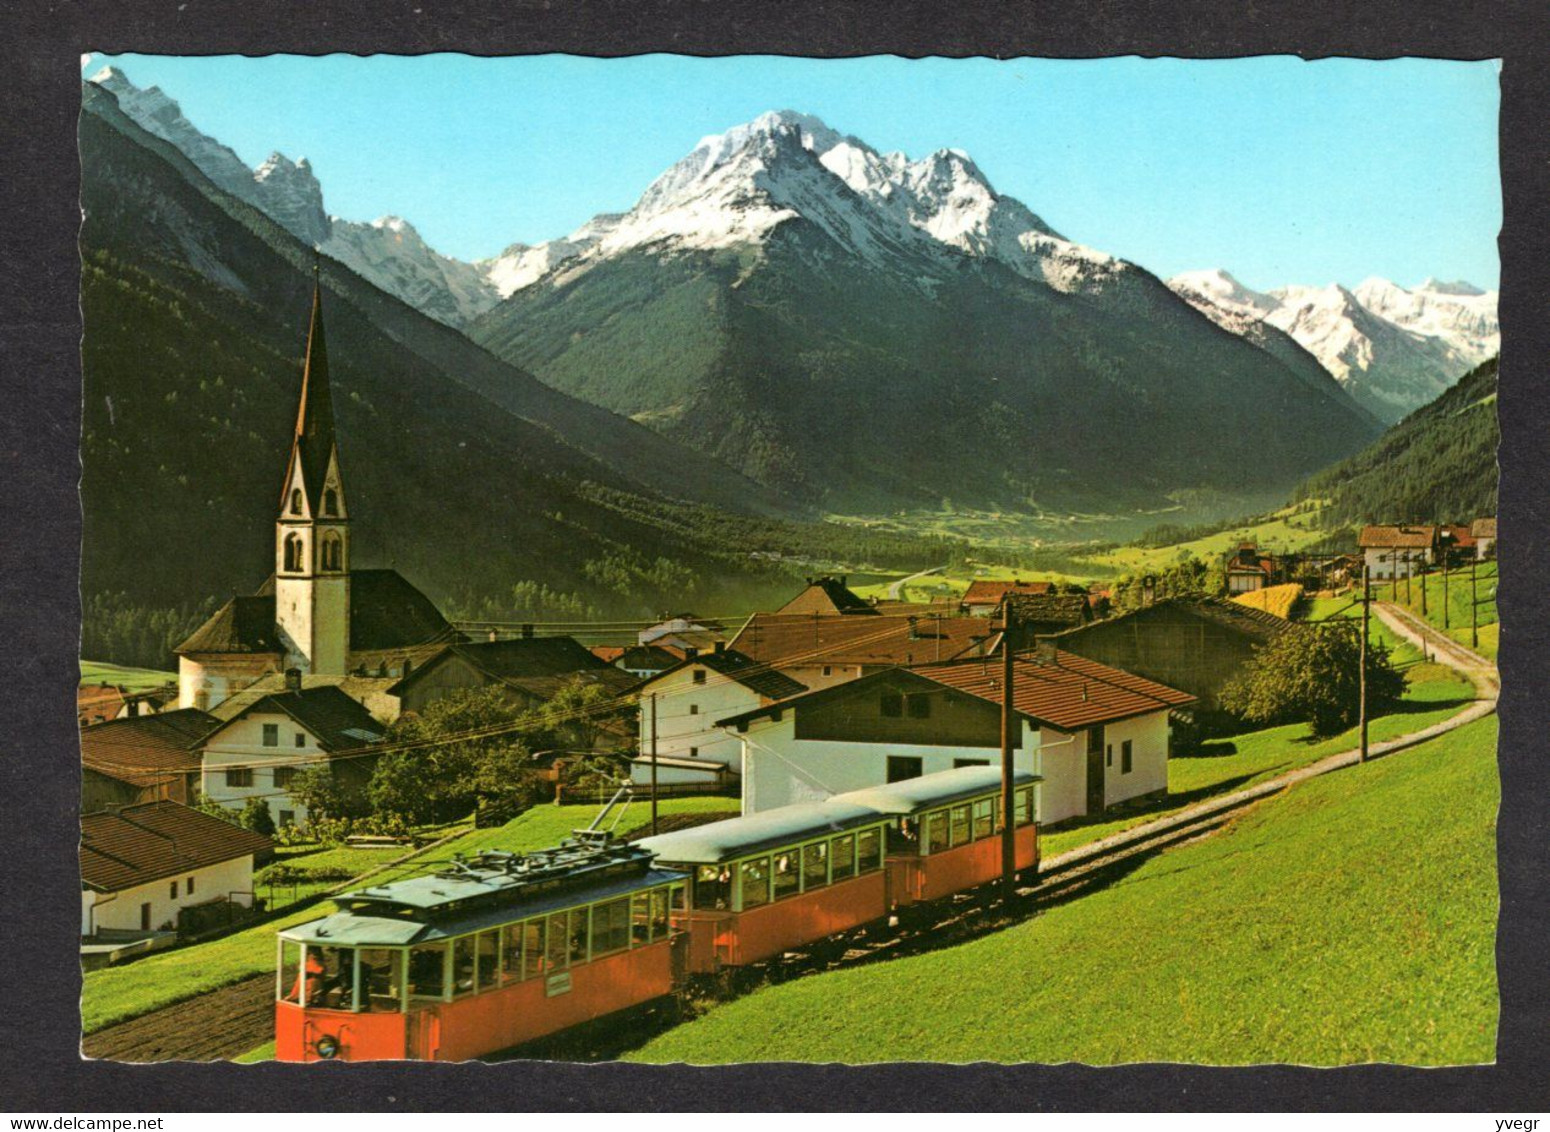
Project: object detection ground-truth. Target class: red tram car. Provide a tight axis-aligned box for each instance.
[274,765,1040,1061]
[638,765,1040,974]
[275,837,686,1062]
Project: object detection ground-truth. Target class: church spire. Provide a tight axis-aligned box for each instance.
[285,268,338,511]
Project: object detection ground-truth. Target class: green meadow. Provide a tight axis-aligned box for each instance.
[630,715,1499,1066]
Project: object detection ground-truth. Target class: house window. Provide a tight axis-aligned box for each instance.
[225,767,253,788]
[689,747,699,757]
[1122,740,1134,774]
[279,810,295,827]
[140,903,151,931]
[822,665,833,677]
[186,876,195,895]
[887,755,923,783]
[692,669,706,685]
[906,693,931,719]
[169,880,178,900]
[294,731,306,748]
[880,693,904,718]
[273,766,296,789]
[1106,744,1113,767]
[688,704,699,715]
[262,724,279,747]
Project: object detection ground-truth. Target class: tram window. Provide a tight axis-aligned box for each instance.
[501,923,523,982]
[651,888,670,939]
[802,841,829,889]
[671,884,686,915]
[950,803,971,846]
[831,833,855,878]
[857,827,882,873]
[452,936,478,997]
[694,864,731,911]
[927,809,950,854]
[407,943,447,1002]
[1015,786,1033,826]
[279,940,302,1004]
[772,851,799,900]
[476,930,499,990]
[887,815,921,855]
[631,893,652,946]
[593,898,631,956]
[358,948,401,1012]
[522,919,546,979]
[739,857,771,908]
[972,798,994,840]
[545,913,570,971]
[569,907,591,964]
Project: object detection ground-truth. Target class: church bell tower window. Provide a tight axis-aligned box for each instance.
[284,532,305,573]
[290,488,304,516]
[321,532,342,572]
[323,487,339,517]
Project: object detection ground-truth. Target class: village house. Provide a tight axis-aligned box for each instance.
[1002,592,1093,636]
[629,644,806,790]
[387,635,638,717]
[80,708,218,812]
[637,613,727,652]
[78,683,175,728]
[594,643,686,680]
[731,611,1000,692]
[716,646,1194,824]
[1225,542,1277,595]
[1470,517,1497,560]
[960,578,1053,617]
[1038,596,1294,717]
[775,575,881,616]
[199,678,386,828]
[1358,525,1438,581]
[80,801,273,962]
[175,283,461,713]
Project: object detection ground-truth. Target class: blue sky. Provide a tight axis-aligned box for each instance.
[82,53,1501,291]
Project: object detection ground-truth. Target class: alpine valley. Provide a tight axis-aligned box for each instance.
[79,69,1499,647]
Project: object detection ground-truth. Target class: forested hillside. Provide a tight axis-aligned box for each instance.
[1295,356,1498,526]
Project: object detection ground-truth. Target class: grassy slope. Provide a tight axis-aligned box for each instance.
[631,715,1499,1066]
[80,660,177,693]
[1371,561,1499,661]
[80,798,730,1034]
[1092,502,1333,575]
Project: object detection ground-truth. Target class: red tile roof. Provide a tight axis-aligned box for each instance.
[79,710,219,789]
[732,612,998,669]
[775,577,878,616]
[1358,525,1437,549]
[913,650,1197,731]
[1470,517,1496,540]
[961,579,1053,606]
[81,801,273,893]
[78,684,127,727]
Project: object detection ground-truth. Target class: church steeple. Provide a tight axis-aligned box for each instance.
[274,270,350,676]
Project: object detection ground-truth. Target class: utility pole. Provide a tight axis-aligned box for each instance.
[649,692,659,835]
[1442,544,1451,630]
[1000,606,1018,903]
[1470,559,1479,651]
[1419,544,1428,618]
[1358,564,1370,764]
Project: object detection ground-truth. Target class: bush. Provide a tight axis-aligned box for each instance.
[239,797,276,836]
[1220,622,1406,737]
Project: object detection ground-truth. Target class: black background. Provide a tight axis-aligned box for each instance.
[3,0,1547,1112]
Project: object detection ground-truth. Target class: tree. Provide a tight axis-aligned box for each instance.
[536,676,627,752]
[369,686,539,824]
[289,764,356,822]
[1219,622,1406,737]
[240,797,276,836]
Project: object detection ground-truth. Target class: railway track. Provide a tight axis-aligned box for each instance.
[89,597,1497,1062]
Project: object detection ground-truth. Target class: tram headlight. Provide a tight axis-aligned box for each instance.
[314,1033,341,1060]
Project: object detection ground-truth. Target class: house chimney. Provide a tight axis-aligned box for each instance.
[1035,639,1057,663]
[284,667,302,693]
[685,646,699,660]
[521,623,535,639]
[1081,682,1089,702]
[713,640,726,655]
[488,628,499,643]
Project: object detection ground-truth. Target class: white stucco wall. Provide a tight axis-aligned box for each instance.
[637,665,762,768]
[82,854,256,935]
[774,663,868,693]
[1364,546,1432,581]
[201,711,329,827]
[735,708,1174,825]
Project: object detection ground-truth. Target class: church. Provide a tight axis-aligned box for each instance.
[176,280,461,712]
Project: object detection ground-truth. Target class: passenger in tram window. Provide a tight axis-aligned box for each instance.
[290,950,325,1004]
[772,852,798,899]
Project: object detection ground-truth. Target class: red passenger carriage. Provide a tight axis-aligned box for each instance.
[275,836,685,1062]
